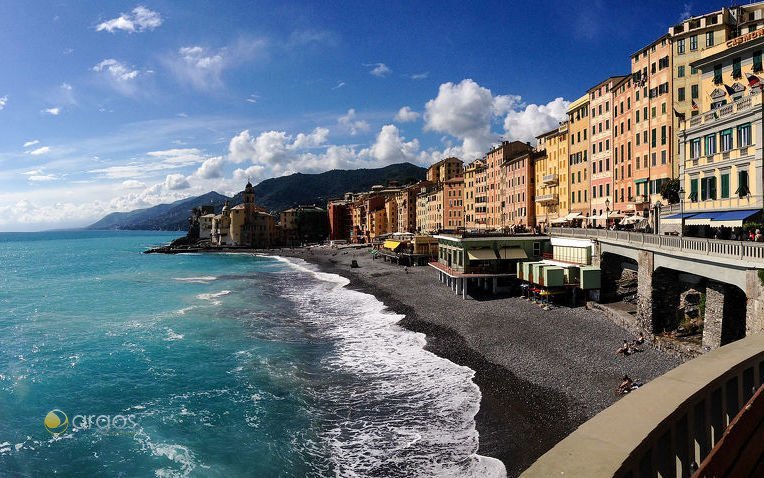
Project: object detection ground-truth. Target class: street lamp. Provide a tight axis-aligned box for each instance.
[678,187,686,237]
[605,198,610,229]
[653,201,663,235]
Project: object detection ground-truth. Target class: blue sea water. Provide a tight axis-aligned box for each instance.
[0,231,504,477]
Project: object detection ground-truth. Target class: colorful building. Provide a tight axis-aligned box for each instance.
[211,182,275,247]
[589,76,627,225]
[486,141,533,229]
[463,159,488,230]
[443,177,465,230]
[612,75,636,214]
[426,157,464,184]
[631,35,674,211]
[567,94,591,218]
[678,29,764,226]
[502,149,539,228]
[535,122,569,225]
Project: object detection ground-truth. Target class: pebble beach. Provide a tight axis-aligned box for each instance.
[273,246,682,477]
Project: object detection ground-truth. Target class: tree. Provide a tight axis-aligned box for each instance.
[660,178,680,204]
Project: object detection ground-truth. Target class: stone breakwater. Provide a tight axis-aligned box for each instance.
[272,246,681,477]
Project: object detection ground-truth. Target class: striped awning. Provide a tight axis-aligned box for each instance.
[467,249,498,260]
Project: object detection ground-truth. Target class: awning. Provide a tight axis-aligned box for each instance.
[634,178,648,184]
[621,215,642,224]
[586,214,605,220]
[685,211,719,226]
[662,212,697,224]
[709,208,761,227]
[383,240,402,251]
[564,212,583,220]
[499,247,528,259]
[607,212,626,219]
[550,217,568,224]
[467,248,498,260]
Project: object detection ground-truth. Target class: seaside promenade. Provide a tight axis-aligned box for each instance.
[275,246,680,477]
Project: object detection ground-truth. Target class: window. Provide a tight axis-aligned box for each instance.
[756,50,763,73]
[678,65,685,78]
[701,176,717,200]
[721,173,730,198]
[690,138,701,159]
[652,106,656,118]
[720,128,733,151]
[713,64,723,84]
[704,133,717,156]
[706,31,715,47]
[737,170,750,197]
[690,35,698,51]
[691,66,698,75]
[661,150,666,164]
[678,87,686,101]
[651,152,656,166]
[691,84,699,99]
[738,123,752,147]
[733,57,742,79]
[661,125,667,145]
[689,178,698,201]
[677,39,685,54]
[636,110,640,123]
[651,128,657,147]
[661,103,666,114]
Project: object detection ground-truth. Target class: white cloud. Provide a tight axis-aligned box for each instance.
[424,79,520,158]
[194,156,225,179]
[92,59,144,95]
[28,174,58,182]
[680,3,693,21]
[503,97,570,144]
[61,82,72,91]
[121,180,146,189]
[332,81,346,90]
[365,63,391,77]
[23,140,40,148]
[165,40,266,91]
[246,94,259,104]
[337,108,370,136]
[394,106,420,122]
[291,127,329,149]
[164,173,190,190]
[29,146,51,156]
[43,107,61,116]
[89,148,209,179]
[96,6,163,33]
[147,148,207,166]
[369,125,419,164]
[410,72,429,80]
[0,95,7,110]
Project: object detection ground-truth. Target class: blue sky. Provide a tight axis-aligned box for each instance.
[0,0,724,231]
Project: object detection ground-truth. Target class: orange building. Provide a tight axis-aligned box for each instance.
[612,75,636,214]
[426,157,463,184]
[567,94,591,217]
[463,159,487,230]
[631,34,674,212]
[443,177,464,230]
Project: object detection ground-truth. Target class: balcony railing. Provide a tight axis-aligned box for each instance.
[542,173,558,185]
[689,91,761,130]
[535,193,558,204]
[550,227,764,264]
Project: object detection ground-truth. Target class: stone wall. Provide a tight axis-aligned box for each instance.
[636,250,654,335]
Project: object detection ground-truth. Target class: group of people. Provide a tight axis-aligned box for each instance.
[616,333,646,395]
[616,333,645,356]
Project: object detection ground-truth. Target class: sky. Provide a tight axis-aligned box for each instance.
[0,0,727,231]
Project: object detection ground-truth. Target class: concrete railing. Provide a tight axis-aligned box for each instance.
[521,334,764,478]
[550,227,764,264]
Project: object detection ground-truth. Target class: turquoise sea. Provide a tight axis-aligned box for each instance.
[0,231,503,477]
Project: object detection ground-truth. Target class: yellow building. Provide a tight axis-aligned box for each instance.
[463,159,487,230]
[535,122,569,225]
[679,30,764,227]
[426,157,464,184]
[211,182,275,247]
[567,94,591,217]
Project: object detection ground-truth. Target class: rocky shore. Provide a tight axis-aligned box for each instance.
[270,246,681,477]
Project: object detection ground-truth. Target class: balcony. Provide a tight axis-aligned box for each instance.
[542,173,558,185]
[633,195,649,205]
[689,91,760,131]
[535,193,558,204]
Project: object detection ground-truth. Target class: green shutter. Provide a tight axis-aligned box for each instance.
[690,178,698,201]
[710,177,717,200]
[701,178,707,200]
[721,173,730,198]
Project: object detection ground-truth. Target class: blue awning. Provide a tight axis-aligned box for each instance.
[710,209,761,222]
[663,213,697,219]
[687,212,720,219]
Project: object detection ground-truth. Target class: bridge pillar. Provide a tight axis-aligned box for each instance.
[636,250,655,335]
[704,280,747,349]
[745,269,764,336]
[703,281,726,350]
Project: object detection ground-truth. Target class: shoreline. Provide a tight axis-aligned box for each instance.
[268,246,681,477]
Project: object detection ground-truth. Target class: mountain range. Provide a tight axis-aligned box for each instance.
[87,162,426,231]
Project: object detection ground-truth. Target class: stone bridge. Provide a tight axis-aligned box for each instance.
[551,228,764,349]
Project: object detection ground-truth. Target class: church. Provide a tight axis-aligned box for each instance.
[211,181,276,248]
